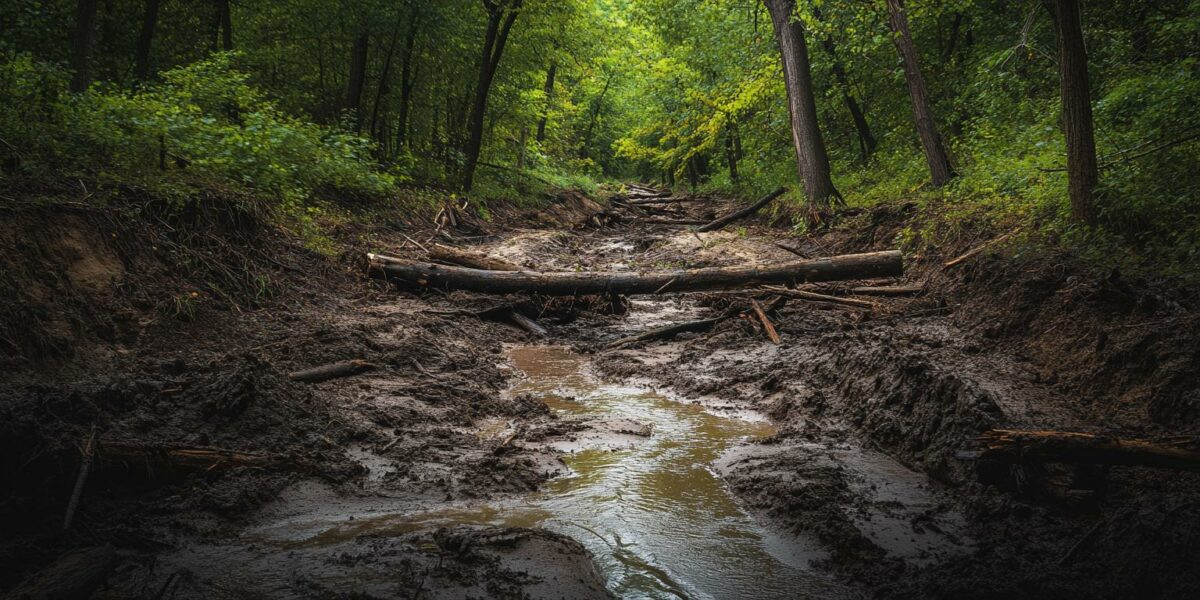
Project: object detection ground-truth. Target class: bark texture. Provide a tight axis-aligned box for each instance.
[463,0,522,192]
[763,0,840,209]
[886,0,955,186]
[1044,0,1099,225]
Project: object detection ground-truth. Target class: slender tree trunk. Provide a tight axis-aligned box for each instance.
[811,8,876,165]
[516,127,528,170]
[725,121,740,183]
[578,71,613,159]
[886,0,955,186]
[1043,0,1099,225]
[536,63,557,142]
[133,0,161,82]
[69,0,100,92]
[370,9,407,145]
[763,0,840,209]
[463,0,521,192]
[219,0,232,50]
[345,31,369,132]
[395,4,421,151]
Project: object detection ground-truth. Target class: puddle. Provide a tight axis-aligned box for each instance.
[152,346,851,599]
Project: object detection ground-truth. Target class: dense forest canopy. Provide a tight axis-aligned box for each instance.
[2,0,1198,270]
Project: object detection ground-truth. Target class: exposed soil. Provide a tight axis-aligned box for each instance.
[2,188,1199,599]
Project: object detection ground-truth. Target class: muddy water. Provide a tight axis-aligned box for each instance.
[407,346,847,599]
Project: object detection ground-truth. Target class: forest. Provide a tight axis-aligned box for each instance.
[2,0,1199,598]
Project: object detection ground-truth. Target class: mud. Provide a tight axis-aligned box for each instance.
[3,189,1200,599]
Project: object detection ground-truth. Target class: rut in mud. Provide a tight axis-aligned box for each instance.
[4,188,1200,599]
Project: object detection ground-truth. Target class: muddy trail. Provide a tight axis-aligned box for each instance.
[3,187,1200,599]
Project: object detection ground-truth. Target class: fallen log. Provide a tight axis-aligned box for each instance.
[628,196,704,205]
[606,314,732,348]
[506,310,548,336]
[6,546,117,600]
[368,250,902,296]
[762,286,878,309]
[965,430,1200,473]
[428,243,521,271]
[636,218,710,226]
[696,187,787,232]
[850,284,924,296]
[289,359,375,383]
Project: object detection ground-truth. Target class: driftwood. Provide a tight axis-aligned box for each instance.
[762,286,878,309]
[606,313,734,348]
[6,546,118,600]
[369,250,902,296]
[696,187,787,232]
[289,359,375,383]
[850,284,925,296]
[966,430,1200,473]
[428,243,521,271]
[751,299,781,344]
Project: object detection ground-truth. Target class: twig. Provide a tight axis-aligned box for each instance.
[751,299,781,344]
[63,424,98,530]
[944,231,1017,268]
[763,286,877,309]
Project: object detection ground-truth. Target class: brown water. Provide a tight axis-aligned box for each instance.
[397,345,845,599]
[156,346,850,599]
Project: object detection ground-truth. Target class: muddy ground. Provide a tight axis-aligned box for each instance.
[2,188,1199,599]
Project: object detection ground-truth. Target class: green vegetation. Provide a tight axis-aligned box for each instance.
[2,0,1198,272]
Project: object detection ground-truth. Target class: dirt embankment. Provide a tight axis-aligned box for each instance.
[0,191,614,598]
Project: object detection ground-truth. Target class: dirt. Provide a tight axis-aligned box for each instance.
[2,188,1199,599]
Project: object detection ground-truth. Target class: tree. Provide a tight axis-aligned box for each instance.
[395,1,422,151]
[885,0,955,186]
[536,63,557,142]
[133,0,163,82]
[69,0,100,92]
[1043,0,1099,225]
[212,0,233,51]
[812,6,876,165]
[462,0,523,192]
[345,31,369,132]
[763,0,840,210]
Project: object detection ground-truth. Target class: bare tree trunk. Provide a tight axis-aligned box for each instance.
[345,31,369,132]
[516,127,528,170]
[725,121,740,183]
[218,0,232,50]
[1043,0,1099,225]
[763,0,840,210]
[69,0,100,92]
[395,2,421,151]
[536,63,557,142]
[813,7,876,165]
[133,0,162,82]
[463,0,522,192]
[370,9,408,146]
[886,0,955,186]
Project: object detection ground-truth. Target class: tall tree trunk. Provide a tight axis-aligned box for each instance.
[345,31,369,132]
[725,121,740,183]
[1043,0,1098,225]
[578,71,613,159]
[395,3,421,151]
[811,7,876,165]
[370,9,408,146]
[886,0,955,186]
[218,0,232,50]
[463,0,522,192]
[536,63,557,142]
[133,0,161,82]
[763,0,840,209]
[516,127,528,170]
[69,0,100,92]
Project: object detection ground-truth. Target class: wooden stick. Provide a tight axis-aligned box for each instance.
[507,310,548,336]
[944,232,1016,268]
[606,313,734,349]
[63,425,98,530]
[751,300,781,344]
[289,359,376,383]
[762,286,878,309]
[637,218,710,226]
[850,284,924,296]
[696,187,787,232]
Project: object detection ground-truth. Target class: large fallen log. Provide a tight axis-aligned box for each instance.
[696,187,787,232]
[965,430,1200,473]
[428,243,521,271]
[368,250,902,296]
